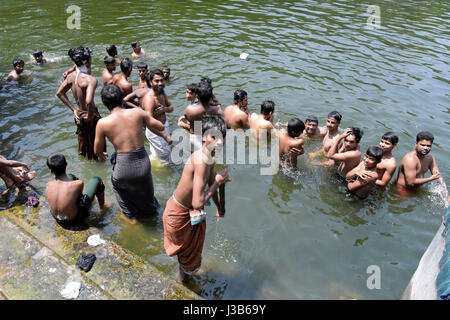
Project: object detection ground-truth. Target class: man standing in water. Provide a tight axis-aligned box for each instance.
[56,46,103,160]
[163,115,230,282]
[300,115,327,139]
[94,84,171,223]
[278,118,305,169]
[316,111,342,166]
[376,132,398,187]
[249,100,276,138]
[224,89,250,129]
[396,131,440,196]
[131,41,145,59]
[112,57,133,97]
[102,56,116,85]
[141,69,174,163]
[326,127,363,181]
[137,62,148,88]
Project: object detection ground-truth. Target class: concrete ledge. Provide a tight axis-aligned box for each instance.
[0,199,201,300]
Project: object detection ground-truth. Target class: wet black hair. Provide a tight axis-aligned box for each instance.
[68,46,92,67]
[348,127,363,142]
[187,83,198,93]
[33,49,43,57]
[197,83,213,107]
[327,111,342,122]
[202,115,227,138]
[101,84,124,110]
[149,69,164,82]
[131,41,139,48]
[382,132,399,145]
[120,57,133,73]
[416,131,434,143]
[12,59,24,67]
[200,77,212,85]
[288,118,305,136]
[260,100,275,115]
[47,153,67,175]
[162,66,170,71]
[366,146,383,162]
[103,56,115,64]
[137,62,148,69]
[305,115,319,124]
[234,89,247,104]
[106,44,117,57]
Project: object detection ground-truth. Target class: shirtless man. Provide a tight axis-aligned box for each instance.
[32,49,51,64]
[178,83,200,131]
[163,115,230,282]
[46,153,105,227]
[327,127,363,181]
[94,84,171,223]
[7,59,24,81]
[396,131,440,196]
[112,58,133,97]
[131,41,145,59]
[278,118,305,169]
[0,156,35,188]
[137,62,148,88]
[102,56,116,85]
[224,89,250,129]
[106,44,120,63]
[346,146,383,199]
[322,111,342,153]
[141,69,174,163]
[56,46,103,160]
[200,78,223,116]
[300,115,327,139]
[249,100,276,139]
[122,87,151,109]
[376,132,398,187]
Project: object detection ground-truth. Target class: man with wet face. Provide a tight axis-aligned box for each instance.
[137,62,148,88]
[376,132,398,187]
[326,127,363,180]
[7,59,24,81]
[300,115,327,139]
[32,49,51,64]
[162,66,171,81]
[396,131,440,195]
[322,111,342,153]
[346,146,383,199]
[102,56,116,85]
[141,69,174,163]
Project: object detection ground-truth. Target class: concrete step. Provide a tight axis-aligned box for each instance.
[0,200,201,300]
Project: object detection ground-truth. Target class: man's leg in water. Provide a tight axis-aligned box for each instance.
[84,176,105,209]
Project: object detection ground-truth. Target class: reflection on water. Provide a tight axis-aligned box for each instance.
[1,0,449,299]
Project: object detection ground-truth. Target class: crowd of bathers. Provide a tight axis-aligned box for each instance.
[0,42,442,282]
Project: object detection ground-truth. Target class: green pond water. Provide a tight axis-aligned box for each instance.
[1,0,449,299]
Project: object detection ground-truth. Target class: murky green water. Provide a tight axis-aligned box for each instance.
[1,0,449,299]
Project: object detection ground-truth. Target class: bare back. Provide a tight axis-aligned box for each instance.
[278,129,304,168]
[46,179,83,221]
[249,113,274,138]
[112,73,132,96]
[224,105,249,129]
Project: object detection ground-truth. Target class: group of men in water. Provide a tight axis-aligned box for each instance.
[0,42,442,283]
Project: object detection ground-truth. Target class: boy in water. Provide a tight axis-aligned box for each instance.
[102,56,116,85]
[46,153,105,227]
[376,132,398,187]
[300,115,327,140]
[32,49,51,64]
[327,127,363,181]
[224,89,250,129]
[346,146,383,199]
[7,59,24,81]
[137,62,148,88]
[278,118,305,169]
[106,44,120,63]
[163,115,230,282]
[396,131,440,196]
[131,41,145,59]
